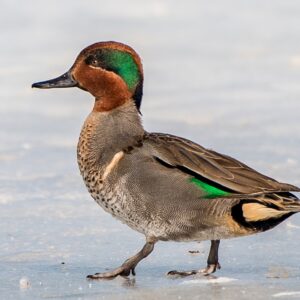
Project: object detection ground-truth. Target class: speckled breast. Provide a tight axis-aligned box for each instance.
[77,150,146,236]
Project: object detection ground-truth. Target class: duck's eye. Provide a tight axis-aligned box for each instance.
[91,59,98,66]
[85,55,99,67]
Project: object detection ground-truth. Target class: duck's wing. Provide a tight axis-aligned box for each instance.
[143,132,300,195]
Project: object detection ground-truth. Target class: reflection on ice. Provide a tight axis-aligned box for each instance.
[181,276,237,284]
[273,291,300,298]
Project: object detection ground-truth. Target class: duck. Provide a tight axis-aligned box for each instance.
[32,41,300,279]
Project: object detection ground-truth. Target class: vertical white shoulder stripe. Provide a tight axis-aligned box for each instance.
[102,151,124,180]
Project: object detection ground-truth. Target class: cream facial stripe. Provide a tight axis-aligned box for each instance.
[102,151,124,180]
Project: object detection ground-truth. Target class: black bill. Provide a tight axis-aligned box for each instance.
[32,71,77,89]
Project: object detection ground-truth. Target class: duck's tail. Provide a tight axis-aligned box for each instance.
[232,192,300,231]
[265,192,300,212]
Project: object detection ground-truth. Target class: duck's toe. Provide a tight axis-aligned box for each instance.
[87,266,133,280]
[167,263,221,278]
[167,270,198,277]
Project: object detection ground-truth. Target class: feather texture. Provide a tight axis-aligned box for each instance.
[143,132,300,195]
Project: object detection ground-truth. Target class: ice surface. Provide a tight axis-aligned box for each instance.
[181,277,238,285]
[273,292,300,298]
[1,1,300,299]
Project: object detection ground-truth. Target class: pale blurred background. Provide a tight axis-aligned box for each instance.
[1,1,300,299]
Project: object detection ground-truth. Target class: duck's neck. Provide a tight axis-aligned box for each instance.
[77,100,144,175]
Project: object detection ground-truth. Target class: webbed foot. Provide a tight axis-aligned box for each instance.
[87,264,136,279]
[167,240,221,278]
[167,269,198,277]
[87,241,155,280]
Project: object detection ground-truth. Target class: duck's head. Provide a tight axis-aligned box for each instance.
[32,41,143,112]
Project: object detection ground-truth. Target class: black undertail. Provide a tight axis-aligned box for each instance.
[231,199,295,232]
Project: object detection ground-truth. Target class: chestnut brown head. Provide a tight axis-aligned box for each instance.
[32,41,144,112]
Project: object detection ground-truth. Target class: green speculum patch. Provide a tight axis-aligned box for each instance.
[104,49,140,91]
[190,177,230,198]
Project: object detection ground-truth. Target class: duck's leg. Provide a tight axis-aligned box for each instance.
[87,240,155,279]
[167,240,221,277]
[200,240,221,275]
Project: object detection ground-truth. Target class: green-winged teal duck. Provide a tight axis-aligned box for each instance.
[32,41,300,279]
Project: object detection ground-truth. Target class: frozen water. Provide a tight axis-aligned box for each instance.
[273,292,300,298]
[1,0,300,299]
[181,277,238,285]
